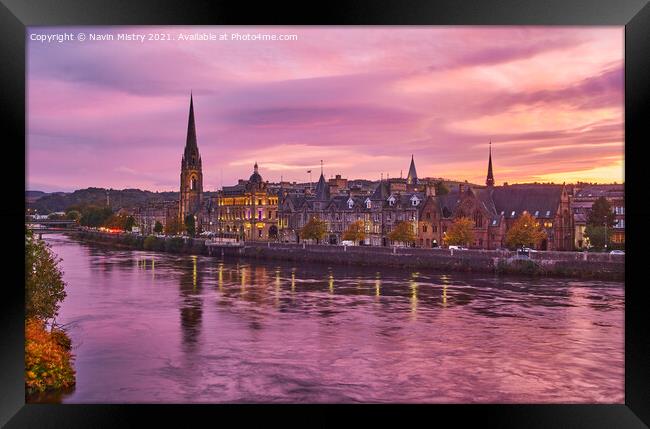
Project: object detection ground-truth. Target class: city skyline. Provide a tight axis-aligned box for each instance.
[27,26,624,192]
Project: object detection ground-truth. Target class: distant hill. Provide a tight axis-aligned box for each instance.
[27,187,188,214]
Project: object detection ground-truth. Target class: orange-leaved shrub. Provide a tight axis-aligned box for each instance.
[25,318,75,394]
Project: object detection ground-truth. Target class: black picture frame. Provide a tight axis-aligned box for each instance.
[1,0,648,426]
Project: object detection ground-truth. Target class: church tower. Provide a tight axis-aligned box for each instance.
[486,141,495,187]
[179,93,203,227]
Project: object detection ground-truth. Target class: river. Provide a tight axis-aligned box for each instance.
[29,233,624,403]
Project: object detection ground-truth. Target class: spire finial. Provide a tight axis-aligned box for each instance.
[320,160,323,175]
[486,140,495,187]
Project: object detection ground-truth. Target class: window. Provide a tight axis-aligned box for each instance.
[365,199,371,209]
[348,199,354,209]
[433,226,437,233]
[534,210,539,217]
[511,211,515,217]
[423,225,428,233]
[474,212,483,228]
[426,212,431,219]
[615,206,625,215]
[258,199,262,205]
[546,210,551,217]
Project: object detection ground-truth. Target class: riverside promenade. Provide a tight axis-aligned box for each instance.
[71,231,624,280]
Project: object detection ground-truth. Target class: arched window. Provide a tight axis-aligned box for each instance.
[191,177,197,191]
[474,211,483,228]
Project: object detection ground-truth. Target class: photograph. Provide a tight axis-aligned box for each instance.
[24,25,626,405]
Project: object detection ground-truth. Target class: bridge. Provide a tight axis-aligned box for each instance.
[26,219,80,236]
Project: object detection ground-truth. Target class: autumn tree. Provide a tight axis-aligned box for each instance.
[505,212,547,249]
[164,216,185,236]
[388,221,416,245]
[299,216,328,244]
[153,221,164,234]
[342,220,366,243]
[104,214,127,230]
[444,216,475,247]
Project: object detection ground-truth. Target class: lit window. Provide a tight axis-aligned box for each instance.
[511,211,515,217]
[546,210,551,217]
[534,211,539,217]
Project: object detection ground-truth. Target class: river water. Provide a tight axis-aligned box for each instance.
[31,233,624,403]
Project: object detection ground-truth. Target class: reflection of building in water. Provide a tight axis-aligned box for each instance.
[375,272,381,297]
[179,255,203,350]
[410,272,419,317]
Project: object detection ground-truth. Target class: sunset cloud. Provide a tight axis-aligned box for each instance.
[27,26,624,192]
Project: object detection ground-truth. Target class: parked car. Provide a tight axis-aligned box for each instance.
[341,240,355,246]
[609,250,625,255]
[448,245,467,250]
[521,247,538,253]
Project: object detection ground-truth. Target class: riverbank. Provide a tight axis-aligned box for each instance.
[69,231,624,280]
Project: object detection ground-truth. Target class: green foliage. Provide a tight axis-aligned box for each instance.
[165,237,186,253]
[505,212,547,249]
[388,221,416,244]
[65,210,81,221]
[124,216,136,232]
[47,213,65,220]
[153,221,164,234]
[143,235,165,251]
[444,216,475,246]
[79,205,113,227]
[184,215,196,237]
[584,224,612,250]
[25,229,67,322]
[299,216,328,243]
[587,196,616,228]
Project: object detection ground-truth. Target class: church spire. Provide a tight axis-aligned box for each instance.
[183,92,200,168]
[406,154,418,185]
[186,93,197,150]
[486,141,495,187]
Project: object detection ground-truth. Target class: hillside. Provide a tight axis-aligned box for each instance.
[27,188,184,213]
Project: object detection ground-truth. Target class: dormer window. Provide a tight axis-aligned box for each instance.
[534,210,539,217]
[365,198,371,209]
[511,211,516,217]
[410,195,419,206]
[348,198,354,209]
[388,195,396,206]
[546,210,551,217]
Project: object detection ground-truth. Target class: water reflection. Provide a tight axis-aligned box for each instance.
[38,234,625,404]
[179,255,203,351]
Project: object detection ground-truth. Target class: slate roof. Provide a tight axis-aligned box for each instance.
[371,181,390,201]
[491,185,564,219]
[314,173,330,200]
[222,182,247,196]
[574,184,624,199]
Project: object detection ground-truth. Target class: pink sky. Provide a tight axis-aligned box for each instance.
[27,26,624,192]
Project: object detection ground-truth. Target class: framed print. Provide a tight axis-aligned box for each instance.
[1,0,648,426]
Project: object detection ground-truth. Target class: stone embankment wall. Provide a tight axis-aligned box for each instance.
[71,231,624,280]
